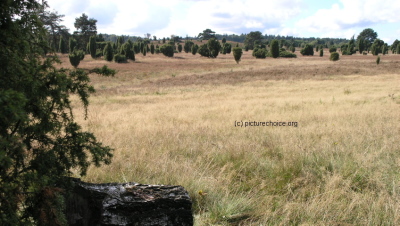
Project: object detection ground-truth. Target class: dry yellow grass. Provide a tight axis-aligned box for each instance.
[66,50,400,225]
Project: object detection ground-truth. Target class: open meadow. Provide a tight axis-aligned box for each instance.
[62,49,400,225]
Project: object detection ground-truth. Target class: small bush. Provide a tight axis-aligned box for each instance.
[300,44,314,56]
[69,50,85,68]
[113,54,127,63]
[103,42,113,62]
[319,48,323,57]
[253,48,267,59]
[330,52,339,61]
[329,47,337,53]
[270,40,280,58]
[232,47,242,64]
[279,51,297,58]
[160,44,174,57]
[96,49,103,58]
[376,56,380,65]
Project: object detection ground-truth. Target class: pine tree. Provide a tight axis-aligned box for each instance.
[319,48,323,57]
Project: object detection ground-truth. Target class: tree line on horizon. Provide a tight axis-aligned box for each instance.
[43,10,400,66]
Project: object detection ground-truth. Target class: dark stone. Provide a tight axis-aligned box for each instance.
[66,178,193,226]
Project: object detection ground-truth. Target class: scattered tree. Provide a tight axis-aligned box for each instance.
[191,44,199,55]
[103,42,114,61]
[69,37,77,53]
[357,28,377,51]
[89,35,97,59]
[301,44,314,56]
[244,31,263,50]
[253,48,267,58]
[330,52,339,61]
[74,13,97,49]
[178,44,183,53]
[270,39,280,58]
[198,28,216,40]
[207,38,221,58]
[150,43,155,54]
[69,50,85,68]
[160,44,174,57]
[232,47,243,64]
[320,48,323,57]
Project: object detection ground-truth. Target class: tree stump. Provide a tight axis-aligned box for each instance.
[66,178,193,226]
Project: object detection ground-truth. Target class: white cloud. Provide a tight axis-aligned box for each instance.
[46,0,305,37]
[296,0,400,39]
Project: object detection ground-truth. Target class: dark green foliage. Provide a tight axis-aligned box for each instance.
[59,36,67,54]
[222,38,226,44]
[300,44,314,56]
[178,44,183,52]
[89,36,97,59]
[245,46,249,51]
[133,43,140,54]
[142,46,147,56]
[96,42,108,51]
[357,28,377,51]
[252,48,267,58]
[290,45,295,53]
[224,43,232,54]
[370,43,380,56]
[376,56,380,64]
[198,28,216,40]
[0,1,115,224]
[117,36,124,52]
[191,44,199,55]
[316,46,319,52]
[162,37,166,43]
[198,44,210,57]
[207,38,221,58]
[329,47,337,53]
[120,42,135,61]
[319,48,323,57]
[330,52,339,61]
[279,51,297,58]
[150,43,155,54]
[184,41,194,53]
[103,42,114,62]
[74,13,98,49]
[160,44,174,57]
[244,31,263,50]
[113,54,127,63]
[232,47,243,64]
[358,38,365,54]
[397,45,400,55]
[391,39,399,53]
[69,37,77,53]
[382,45,387,55]
[270,39,280,58]
[146,44,150,52]
[69,50,85,68]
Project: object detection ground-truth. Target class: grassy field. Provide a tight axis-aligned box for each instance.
[63,49,400,225]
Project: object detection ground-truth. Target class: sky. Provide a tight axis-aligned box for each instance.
[46,0,400,44]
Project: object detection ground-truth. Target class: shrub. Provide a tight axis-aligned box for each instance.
[270,40,280,58]
[253,48,267,58]
[319,48,323,57]
[150,43,155,54]
[198,44,210,57]
[300,44,314,56]
[89,36,97,59]
[69,37,77,53]
[290,45,295,53]
[330,52,339,61]
[160,44,174,57]
[329,47,337,53]
[207,38,221,58]
[279,51,297,58]
[113,54,127,63]
[69,50,85,68]
[232,47,242,64]
[191,44,198,55]
[103,42,113,62]
[376,56,380,65]
[178,44,183,53]
[120,42,135,61]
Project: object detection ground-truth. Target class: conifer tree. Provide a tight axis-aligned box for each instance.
[89,35,97,59]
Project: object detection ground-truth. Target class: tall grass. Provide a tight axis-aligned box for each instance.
[69,52,400,225]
